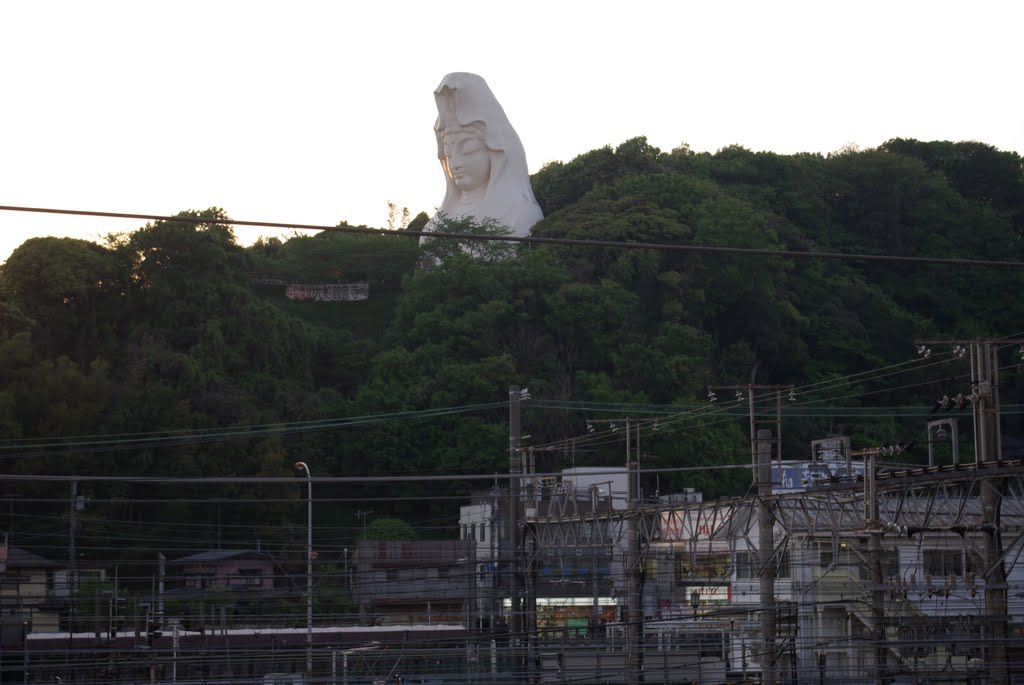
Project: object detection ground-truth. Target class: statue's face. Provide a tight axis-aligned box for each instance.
[443,130,491,192]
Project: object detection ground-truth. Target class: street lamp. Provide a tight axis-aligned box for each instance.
[294,461,313,676]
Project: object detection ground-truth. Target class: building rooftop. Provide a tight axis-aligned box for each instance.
[3,546,59,569]
[172,550,273,564]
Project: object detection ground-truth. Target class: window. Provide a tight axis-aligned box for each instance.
[376,543,388,560]
[386,569,398,583]
[678,553,731,582]
[737,548,753,577]
[479,524,486,542]
[881,549,900,578]
[820,543,869,575]
[924,549,967,576]
[735,552,753,579]
[187,573,216,589]
[238,569,263,587]
[401,544,412,560]
[776,550,791,579]
[438,567,450,581]
[695,632,724,659]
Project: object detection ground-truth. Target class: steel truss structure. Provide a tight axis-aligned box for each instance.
[517,457,1024,682]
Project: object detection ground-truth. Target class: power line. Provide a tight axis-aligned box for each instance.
[2,204,1023,268]
[531,337,1024,456]
[0,463,759,485]
[0,401,507,460]
[0,352,982,466]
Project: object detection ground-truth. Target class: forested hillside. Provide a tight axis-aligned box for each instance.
[2,138,1022,565]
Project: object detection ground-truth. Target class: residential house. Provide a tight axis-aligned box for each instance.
[171,550,277,591]
[352,539,473,625]
[0,545,105,634]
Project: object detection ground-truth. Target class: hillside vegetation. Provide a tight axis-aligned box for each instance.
[2,138,1022,561]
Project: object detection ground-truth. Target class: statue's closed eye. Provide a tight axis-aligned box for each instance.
[458,140,484,156]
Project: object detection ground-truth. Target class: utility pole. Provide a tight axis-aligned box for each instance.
[975,342,1007,684]
[709,378,791,684]
[294,461,313,677]
[586,416,658,685]
[69,481,79,590]
[708,382,792,474]
[508,385,523,678]
[355,509,373,624]
[625,418,643,685]
[466,534,477,682]
[69,480,81,633]
[525,521,538,685]
[490,478,500,673]
[158,553,165,627]
[863,447,887,684]
[756,430,776,685]
[355,510,374,540]
[917,337,1018,684]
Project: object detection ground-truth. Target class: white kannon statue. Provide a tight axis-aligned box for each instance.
[427,72,543,238]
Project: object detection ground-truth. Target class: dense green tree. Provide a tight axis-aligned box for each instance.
[1,135,1022,577]
[250,228,418,292]
[406,211,431,233]
[881,138,1024,237]
[2,237,121,363]
[531,136,670,216]
[363,517,419,540]
[419,215,517,264]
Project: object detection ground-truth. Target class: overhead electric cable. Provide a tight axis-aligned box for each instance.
[0,401,506,460]
[2,204,1023,268]
[0,463,760,484]
[529,349,978,453]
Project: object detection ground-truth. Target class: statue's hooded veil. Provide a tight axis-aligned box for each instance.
[430,72,543,237]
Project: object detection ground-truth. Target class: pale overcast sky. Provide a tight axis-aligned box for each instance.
[1,0,1021,262]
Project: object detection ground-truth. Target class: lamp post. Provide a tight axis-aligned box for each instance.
[294,461,313,677]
